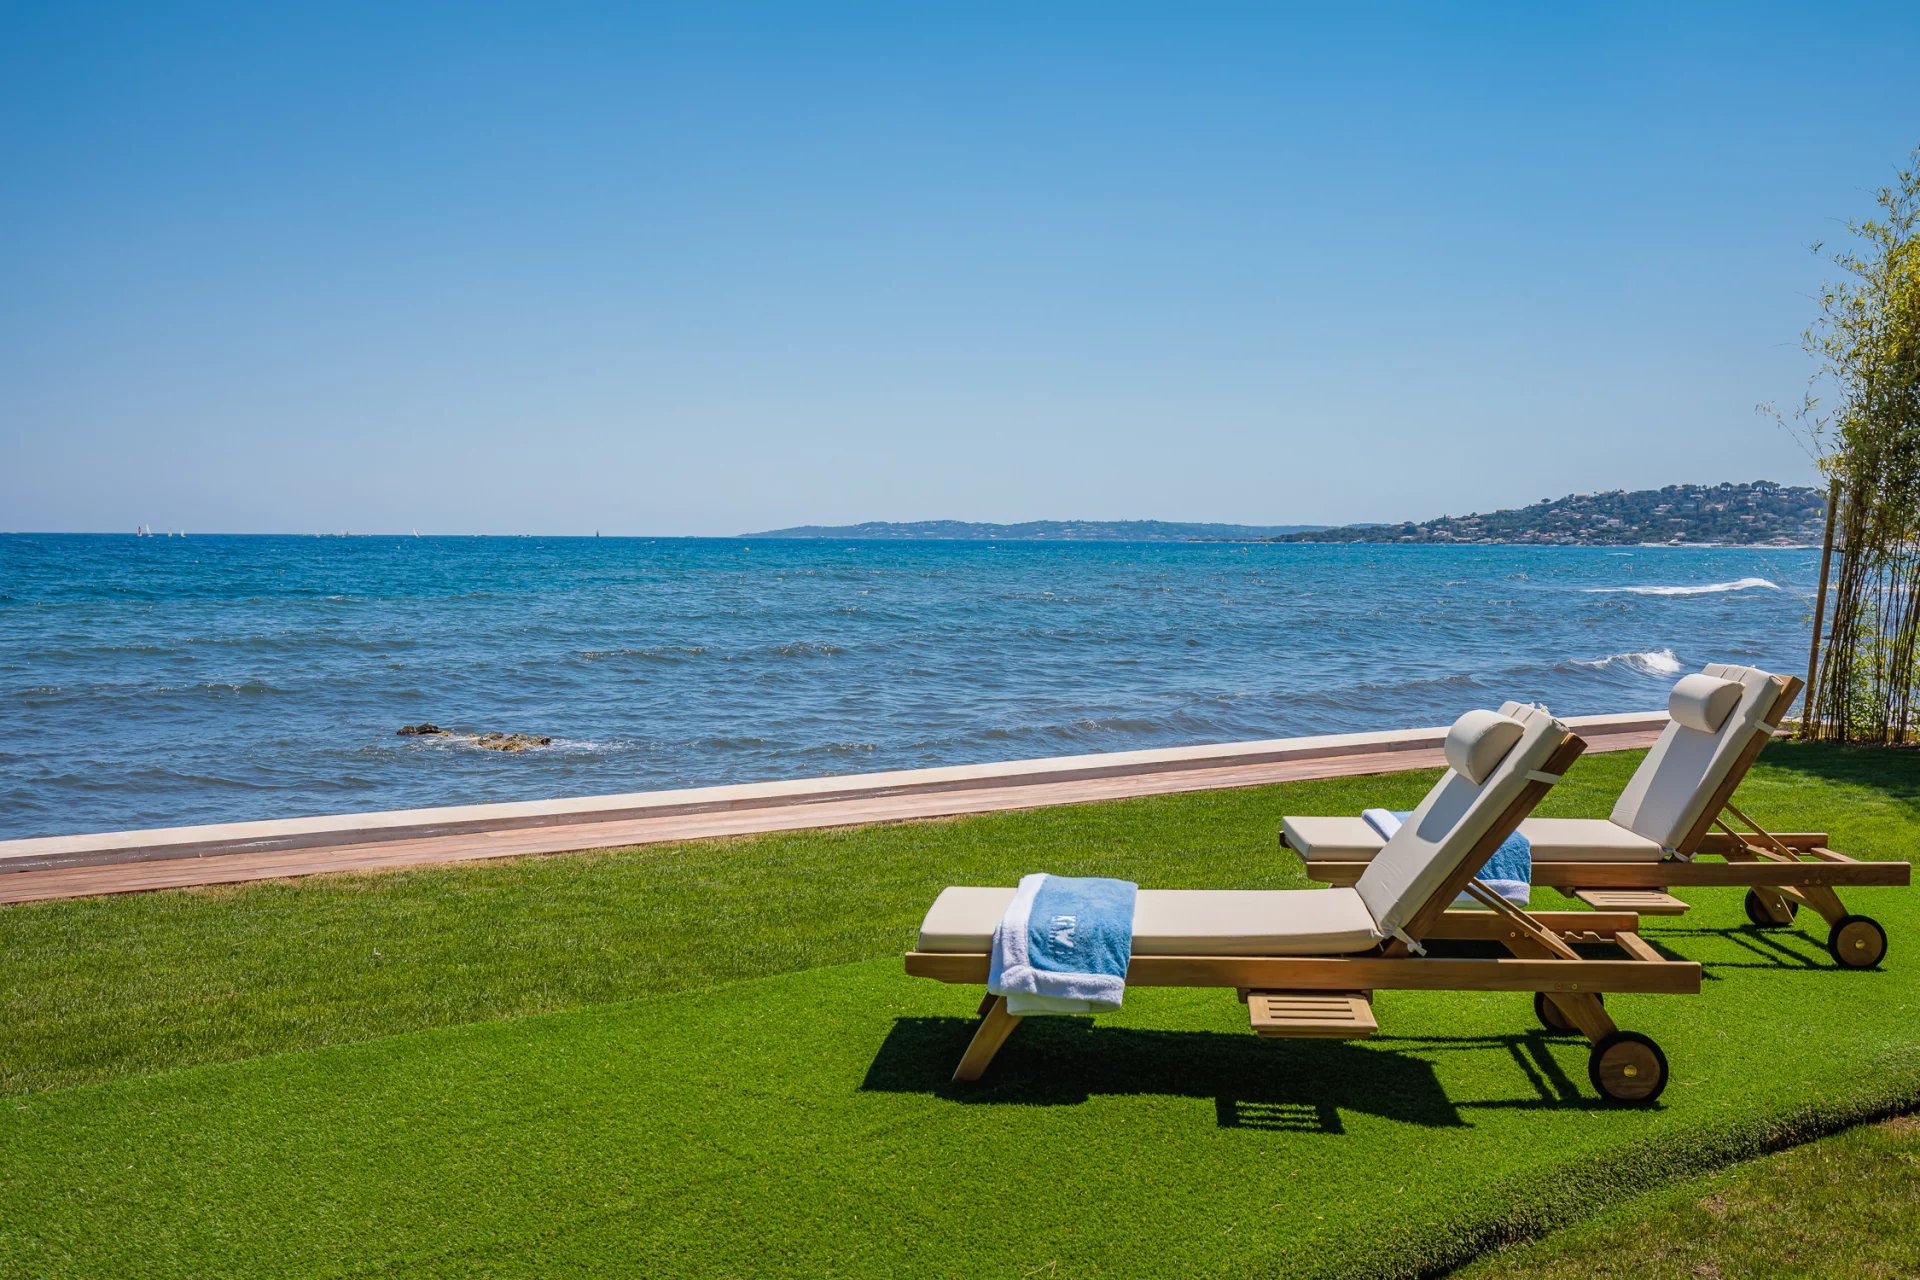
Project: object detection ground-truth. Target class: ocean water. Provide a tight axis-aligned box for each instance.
[0,534,1817,839]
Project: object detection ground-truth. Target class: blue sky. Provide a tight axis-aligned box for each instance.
[3,3,1917,535]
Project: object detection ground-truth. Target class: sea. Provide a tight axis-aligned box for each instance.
[0,534,1818,840]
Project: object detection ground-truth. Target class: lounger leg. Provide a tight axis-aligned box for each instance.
[953,995,1022,1083]
[1749,886,1800,925]
[1493,923,1622,1044]
[1544,992,1618,1043]
[1785,882,1849,926]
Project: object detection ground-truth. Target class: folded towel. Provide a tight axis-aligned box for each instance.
[1363,808,1531,906]
[988,873,1138,1016]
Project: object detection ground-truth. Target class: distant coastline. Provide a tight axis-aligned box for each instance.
[753,481,1825,548]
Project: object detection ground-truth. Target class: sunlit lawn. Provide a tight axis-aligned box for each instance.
[1,743,1915,1277]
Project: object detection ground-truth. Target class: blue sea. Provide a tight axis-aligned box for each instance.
[0,534,1817,839]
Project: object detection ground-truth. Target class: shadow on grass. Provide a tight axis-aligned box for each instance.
[1585,924,1837,978]
[1655,923,1836,972]
[861,1016,1629,1129]
[1755,739,1920,809]
[1372,1032,1658,1113]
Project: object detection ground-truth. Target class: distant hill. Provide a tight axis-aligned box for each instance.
[743,519,1324,541]
[1263,482,1823,547]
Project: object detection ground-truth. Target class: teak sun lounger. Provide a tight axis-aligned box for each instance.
[905,705,1702,1105]
[1282,665,1911,969]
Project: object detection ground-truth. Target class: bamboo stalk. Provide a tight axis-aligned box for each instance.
[1801,477,1840,739]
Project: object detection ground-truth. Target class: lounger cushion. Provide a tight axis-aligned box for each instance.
[1668,673,1744,733]
[1611,664,1784,851]
[1282,815,1383,860]
[1444,709,1527,784]
[1354,704,1566,939]
[1286,815,1665,864]
[1513,818,1666,862]
[915,885,1380,957]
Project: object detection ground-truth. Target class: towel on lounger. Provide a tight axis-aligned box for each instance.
[1363,808,1531,906]
[988,873,1137,1015]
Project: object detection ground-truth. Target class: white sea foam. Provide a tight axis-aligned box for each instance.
[1572,648,1684,676]
[1582,577,1780,597]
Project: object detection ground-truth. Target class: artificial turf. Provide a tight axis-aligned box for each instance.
[1,742,1916,1277]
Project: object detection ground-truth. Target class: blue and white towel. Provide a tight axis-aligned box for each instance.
[987,873,1138,1016]
[1362,808,1531,906]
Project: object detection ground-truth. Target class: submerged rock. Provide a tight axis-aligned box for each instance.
[473,732,552,753]
[397,723,550,751]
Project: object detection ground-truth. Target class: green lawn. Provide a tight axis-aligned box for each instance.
[1450,1114,1920,1279]
[1,742,1916,1277]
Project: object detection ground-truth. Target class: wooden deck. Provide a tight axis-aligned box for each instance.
[0,717,1664,906]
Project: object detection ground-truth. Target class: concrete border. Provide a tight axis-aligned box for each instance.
[0,711,1667,875]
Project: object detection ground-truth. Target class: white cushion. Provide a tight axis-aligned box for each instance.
[915,885,1380,956]
[1611,664,1784,851]
[1517,818,1666,863]
[1284,815,1666,865]
[1668,673,1744,733]
[1283,815,1385,860]
[1444,710,1526,784]
[1354,703,1567,939]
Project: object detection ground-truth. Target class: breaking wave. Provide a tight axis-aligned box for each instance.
[1582,577,1780,597]
[1570,648,1684,676]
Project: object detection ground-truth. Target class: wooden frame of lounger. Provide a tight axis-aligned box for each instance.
[1285,674,1910,968]
[905,729,1704,1103]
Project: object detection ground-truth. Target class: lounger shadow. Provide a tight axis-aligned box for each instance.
[861,1015,1463,1130]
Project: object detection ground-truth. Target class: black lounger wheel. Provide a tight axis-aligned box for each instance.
[1588,1031,1669,1105]
[1827,915,1888,969]
[1534,991,1602,1034]
[1743,887,1799,928]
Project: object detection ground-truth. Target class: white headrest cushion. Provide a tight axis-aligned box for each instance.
[1669,673,1744,733]
[1444,709,1527,785]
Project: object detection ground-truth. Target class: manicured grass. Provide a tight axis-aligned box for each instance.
[1450,1114,1920,1279]
[0,741,1916,1277]
[1,766,1458,1097]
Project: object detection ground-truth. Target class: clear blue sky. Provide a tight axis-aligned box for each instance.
[3,3,1916,535]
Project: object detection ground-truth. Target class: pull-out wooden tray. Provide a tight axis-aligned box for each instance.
[1248,990,1376,1038]
[1571,888,1690,915]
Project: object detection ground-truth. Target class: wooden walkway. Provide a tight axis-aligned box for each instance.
[0,719,1663,906]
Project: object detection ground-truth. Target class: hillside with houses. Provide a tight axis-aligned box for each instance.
[1262,482,1824,546]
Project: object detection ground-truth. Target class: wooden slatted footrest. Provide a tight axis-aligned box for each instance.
[1572,888,1690,916]
[1247,991,1376,1039]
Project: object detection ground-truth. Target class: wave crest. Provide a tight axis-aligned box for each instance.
[1582,577,1780,597]
[1571,648,1683,676]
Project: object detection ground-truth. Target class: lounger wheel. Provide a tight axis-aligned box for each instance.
[1534,990,1601,1034]
[1827,915,1888,969]
[1588,1031,1668,1105]
[1742,888,1798,928]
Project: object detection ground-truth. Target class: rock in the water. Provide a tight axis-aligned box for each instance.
[473,732,552,753]
[398,724,549,750]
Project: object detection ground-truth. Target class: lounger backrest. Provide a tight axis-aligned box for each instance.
[1354,703,1567,939]
[1609,664,1783,851]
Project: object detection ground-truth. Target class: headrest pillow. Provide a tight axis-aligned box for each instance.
[1669,673,1744,733]
[1444,709,1527,785]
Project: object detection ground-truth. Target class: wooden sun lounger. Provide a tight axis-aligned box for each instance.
[906,719,1703,1105]
[1284,673,1909,970]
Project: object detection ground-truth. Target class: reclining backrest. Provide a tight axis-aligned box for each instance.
[1609,664,1784,851]
[1354,703,1567,941]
